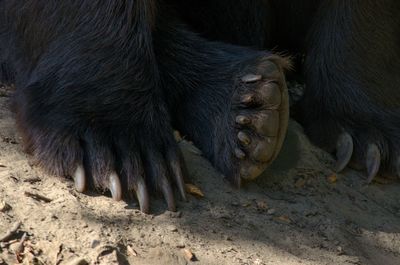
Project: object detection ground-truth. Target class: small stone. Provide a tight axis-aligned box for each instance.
[224,235,232,241]
[166,211,182,218]
[0,201,11,212]
[127,245,138,256]
[295,178,307,188]
[254,258,264,265]
[336,246,345,255]
[256,200,268,211]
[183,249,196,261]
[321,241,329,249]
[267,208,276,215]
[167,225,178,232]
[176,241,186,248]
[90,239,101,248]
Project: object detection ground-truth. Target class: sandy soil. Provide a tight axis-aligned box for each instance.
[1,85,400,265]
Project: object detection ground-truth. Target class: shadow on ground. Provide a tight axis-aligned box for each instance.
[1,86,399,265]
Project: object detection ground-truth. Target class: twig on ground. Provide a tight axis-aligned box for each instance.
[15,232,27,260]
[24,191,52,203]
[0,221,21,242]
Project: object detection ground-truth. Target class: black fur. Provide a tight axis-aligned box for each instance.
[170,0,400,175]
[0,1,289,211]
[1,0,399,211]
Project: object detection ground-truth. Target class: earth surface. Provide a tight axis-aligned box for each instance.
[1,85,399,265]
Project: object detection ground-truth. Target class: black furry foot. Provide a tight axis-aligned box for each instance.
[304,114,400,183]
[176,54,290,186]
[17,115,187,213]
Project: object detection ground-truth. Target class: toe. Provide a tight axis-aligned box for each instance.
[238,131,251,146]
[235,148,246,159]
[251,110,279,137]
[241,94,255,105]
[236,115,251,125]
[240,162,265,181]
[251,137,275,162]
[258,82,281,109]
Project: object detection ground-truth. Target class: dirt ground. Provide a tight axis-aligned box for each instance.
[1,85,400,265]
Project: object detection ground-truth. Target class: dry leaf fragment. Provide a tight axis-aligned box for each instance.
[183,249,196,261]
[174,131,183,141]
[0,201,11,212]
[256,200,268,211]
[274,215,291,224]
[185,184,204,198]
[127,245,137,257]
[295,178,306,188]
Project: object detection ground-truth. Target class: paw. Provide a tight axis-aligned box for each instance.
[23,123,187,213]
[305,117,400,183]
[229,56,289,185]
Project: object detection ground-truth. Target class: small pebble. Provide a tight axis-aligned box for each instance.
[337,246,345,255]
[224,235,232,241]
[167,225,178,232]
[90,239,101,248]
[0,201,11,212]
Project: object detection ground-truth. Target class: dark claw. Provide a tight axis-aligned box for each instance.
[335,132,354,172]
[235,148,246,159]
[241,74,262,83]
[159,175,176,212]
[73,165,86,193]
[236,115,251,125]
[134,177,150,213]
[366,144,381,183]
[168,153,187,202]
[241,94,254,105]
[238,131,251,145]
[109,172,122,201]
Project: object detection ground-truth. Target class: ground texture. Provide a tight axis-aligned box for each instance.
[1,85,400,265]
